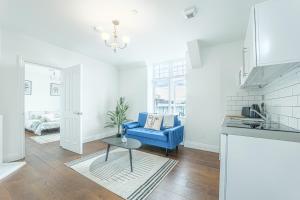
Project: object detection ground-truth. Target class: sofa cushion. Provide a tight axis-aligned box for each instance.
[144,114,163,131]
[162,114,175,128]
[174,115,181,126]
[138,112,148,127]
[127,128,168,142]
[161,115,181,130]
[138,112,181,130]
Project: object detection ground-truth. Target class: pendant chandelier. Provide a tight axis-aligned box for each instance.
[101,20,130,53]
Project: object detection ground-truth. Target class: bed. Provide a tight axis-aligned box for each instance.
[25,111,60,135]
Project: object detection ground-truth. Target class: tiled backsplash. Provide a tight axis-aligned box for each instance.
[226,91,263,116]
[225,67,300,130]
[263,67,300,130]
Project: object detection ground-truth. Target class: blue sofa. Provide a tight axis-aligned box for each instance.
[122,112,184,155]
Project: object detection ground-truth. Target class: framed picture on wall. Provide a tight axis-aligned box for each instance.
[50,83,61,96]
[24,80,32,95]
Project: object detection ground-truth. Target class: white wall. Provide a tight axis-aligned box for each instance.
[184,41,244,152]
[0,64,24,162]
[119,63,148,121]
[25,63,61,112]
[118,41,246,153]
[0,29,119,161]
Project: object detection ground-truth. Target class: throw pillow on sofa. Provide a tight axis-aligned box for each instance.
[163,114,175,128]
[144,114,163,131]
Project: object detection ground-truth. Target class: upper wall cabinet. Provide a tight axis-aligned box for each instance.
[241,0,300,88]
[242,7,256,77]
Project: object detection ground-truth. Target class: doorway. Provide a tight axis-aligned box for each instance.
[24,62,62,145]
[20,59,83,156]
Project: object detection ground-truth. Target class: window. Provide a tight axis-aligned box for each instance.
[152,60,186,117]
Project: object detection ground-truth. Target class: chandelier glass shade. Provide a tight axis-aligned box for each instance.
[101,20,130,52]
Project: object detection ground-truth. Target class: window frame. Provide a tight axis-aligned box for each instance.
[152,59,186,117]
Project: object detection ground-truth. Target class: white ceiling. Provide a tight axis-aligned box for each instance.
[0,0,264,66]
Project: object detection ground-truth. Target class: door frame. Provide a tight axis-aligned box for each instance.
[17,55,25,159]
[18,55,82,158]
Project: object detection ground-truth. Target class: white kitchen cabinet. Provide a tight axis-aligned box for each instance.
[243,7,256,76]
[241,0,300,88]
[255,0,300,66]
[240,6,257,87]
[220,134,300,200]
[219,134,227,200]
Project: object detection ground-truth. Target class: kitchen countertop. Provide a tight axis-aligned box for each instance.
[221,116,300,143]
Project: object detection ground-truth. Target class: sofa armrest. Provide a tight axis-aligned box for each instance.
[163,126,184,147]
[122,121,139,130]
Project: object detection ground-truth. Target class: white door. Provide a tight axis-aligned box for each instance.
[60,64,83,154]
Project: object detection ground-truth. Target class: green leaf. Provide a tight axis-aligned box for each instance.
[104,97,130,129]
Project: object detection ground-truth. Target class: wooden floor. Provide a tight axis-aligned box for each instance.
[0,133,220,200]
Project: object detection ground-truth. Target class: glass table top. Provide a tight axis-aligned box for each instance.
[101,136,142,149]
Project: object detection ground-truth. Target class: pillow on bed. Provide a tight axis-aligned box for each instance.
[42,113,56,122]
[30,120,41,130]
[29,114,42,120]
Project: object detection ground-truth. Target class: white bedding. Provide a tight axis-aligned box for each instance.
[25,111,60,135]
[25,119,60,135]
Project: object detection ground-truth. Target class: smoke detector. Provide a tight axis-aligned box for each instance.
[183,6,198,19]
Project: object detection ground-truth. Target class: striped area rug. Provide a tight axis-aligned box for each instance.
[30,133,60,144]
[65,148,178,200]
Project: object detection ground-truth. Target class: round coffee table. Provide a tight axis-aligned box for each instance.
[101,136,142,172]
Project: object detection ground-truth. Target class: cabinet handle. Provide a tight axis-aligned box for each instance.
[242,48,247,76]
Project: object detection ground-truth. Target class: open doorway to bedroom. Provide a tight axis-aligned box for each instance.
[24,62,61,145]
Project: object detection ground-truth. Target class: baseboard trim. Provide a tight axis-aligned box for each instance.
[4,152,25,163]
[0,162,26,181]
[83,131,115,143]
[184,140,219,153]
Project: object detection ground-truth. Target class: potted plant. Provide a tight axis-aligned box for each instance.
[105,97,129,137]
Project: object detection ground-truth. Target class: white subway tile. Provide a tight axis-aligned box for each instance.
[297,96,300,106]
[272,90,280,99]
[278,87,293,98]
[280,107,292,117]
[293,107,300,118]
[280,116,289,127]
[225,111,235,115]
[270,96,297,107]
[264,93,272,100]
[286,96,298,106]
[275,107,282,115]
[232,106,242,111]
[232,96,243,101]
[226,106,232,111]
[289,117,298,130]
[270,114,280,123]
[255,96,263,101]
[245,96,255,100]
[292,84,300,95]
[234,111,241,115]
